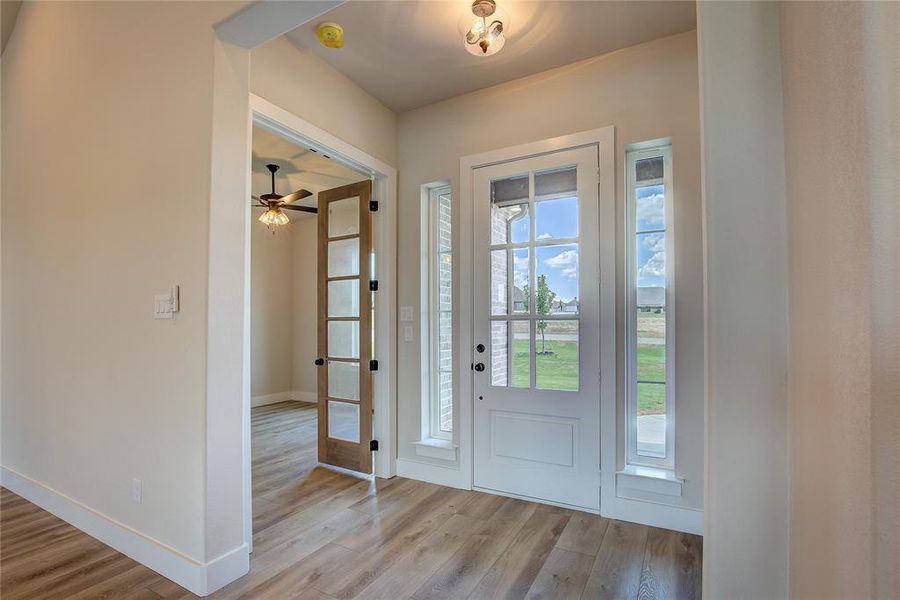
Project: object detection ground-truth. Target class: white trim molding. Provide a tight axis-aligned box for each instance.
[396,458,468,490]
[413,437,458,461]
[251,390,317,407]
[0,467,248,597]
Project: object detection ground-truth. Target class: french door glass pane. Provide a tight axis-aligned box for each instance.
[510,321,531,388]
[535,165,576,198]
[327,238,360,277]
[490,250,508,316]
[491,203,530,245]
[328,196,359,237]
[328,360,360,400]
[636,382,666,458]
[328,320,359,359]
[490,320,531,388]
[512,249,529,314]
[491,174,528,205]
[535,244,579,315]
[535,196,578,240]
[328,280,360,318]
[328,400,360,443]
[535,320,579,391]
[490,321,508,386]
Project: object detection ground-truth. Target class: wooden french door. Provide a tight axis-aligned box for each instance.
[472,146,601,510]
[316,179,374,474]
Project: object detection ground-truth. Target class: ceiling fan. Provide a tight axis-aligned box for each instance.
[252,163,316,228]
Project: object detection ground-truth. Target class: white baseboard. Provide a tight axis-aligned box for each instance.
[251,390,316,407]
[396,458,468,490]
[602,494,704,535]
[0,466,248,596]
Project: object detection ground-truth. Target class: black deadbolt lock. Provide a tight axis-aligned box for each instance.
[314,358,324,366]
[476,343,485,353]
[474,363,485,372]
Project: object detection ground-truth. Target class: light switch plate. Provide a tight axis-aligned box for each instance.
[403,325,413,342]
[154,294,174,319]
[400,306,414,322]
[154,285,180,319]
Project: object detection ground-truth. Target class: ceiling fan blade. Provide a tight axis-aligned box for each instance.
[280,205,318,213]
[251,195,261,201]
[280,189,314,204]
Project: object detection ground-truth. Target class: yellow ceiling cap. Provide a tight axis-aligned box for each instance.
[317,22,344,49]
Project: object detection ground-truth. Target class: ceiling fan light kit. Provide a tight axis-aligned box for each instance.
[464,0,506,57]
[252,163,315,231]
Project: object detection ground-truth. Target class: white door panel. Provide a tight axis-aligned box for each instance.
[473,146,600,510]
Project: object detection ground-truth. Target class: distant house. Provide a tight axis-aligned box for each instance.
[551,297,579,313]
[637,287,665,313]
[513,286,526,312]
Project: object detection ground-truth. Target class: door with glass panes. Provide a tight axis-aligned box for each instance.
[472,146,600,510]
[317,180,374,474]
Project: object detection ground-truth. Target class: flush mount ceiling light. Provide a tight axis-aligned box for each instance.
[464,0,506,57]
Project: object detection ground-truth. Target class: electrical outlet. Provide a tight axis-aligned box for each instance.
[132,478,142,504]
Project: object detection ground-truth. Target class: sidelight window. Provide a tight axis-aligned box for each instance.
[424,184,453,439]
[626,143,674,467]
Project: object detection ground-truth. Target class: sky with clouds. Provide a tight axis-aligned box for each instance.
[636,185,667,288]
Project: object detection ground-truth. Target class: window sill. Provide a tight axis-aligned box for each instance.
[616,464,683,498]
[414,437,457,462]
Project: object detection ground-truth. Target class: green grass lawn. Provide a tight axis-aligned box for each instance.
[503,334,665,415]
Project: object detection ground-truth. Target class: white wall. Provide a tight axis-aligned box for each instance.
[1,0,242,563]
[697,2,789,597]
[396,31,704,513]
[250,36,397,168]
[781,2,900,597]
[250,220,295,399]
[249,212,319,404]
[291,216,318,398]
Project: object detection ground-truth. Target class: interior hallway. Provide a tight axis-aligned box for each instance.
[0,402,701,599]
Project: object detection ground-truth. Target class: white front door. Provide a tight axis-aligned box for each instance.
[473,146,601,511]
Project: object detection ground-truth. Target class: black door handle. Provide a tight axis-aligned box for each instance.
[474,363,485,372]
[314,358,324,366]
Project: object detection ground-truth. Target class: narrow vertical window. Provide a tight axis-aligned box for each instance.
[428,185,453,439]
[627,143,674,467]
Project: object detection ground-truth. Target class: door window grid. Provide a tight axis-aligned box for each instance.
[489,167,581,392]
[626,145,674,468]
[325,196,362,441]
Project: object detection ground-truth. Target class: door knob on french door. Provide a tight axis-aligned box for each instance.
[314,358,324,366]
[474,363,485,372]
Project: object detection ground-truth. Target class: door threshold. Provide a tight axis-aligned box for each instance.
[472,485,600,515]
[317,463,374,480]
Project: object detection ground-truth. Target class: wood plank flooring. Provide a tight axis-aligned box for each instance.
[1,401,702,599]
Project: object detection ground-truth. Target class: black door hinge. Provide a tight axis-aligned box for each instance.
[370,439,379,452]
[369,280,378,292]
[369,359,379,371]
[369,200,379,212]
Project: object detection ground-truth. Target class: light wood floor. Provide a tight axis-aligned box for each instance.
[1,401,701,599]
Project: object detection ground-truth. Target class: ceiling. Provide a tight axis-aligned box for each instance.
[252,126,364,217]
[285,0,696,113]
